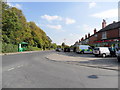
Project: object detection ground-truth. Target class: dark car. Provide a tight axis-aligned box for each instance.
[64,48,70,52]
[56,48,62,52]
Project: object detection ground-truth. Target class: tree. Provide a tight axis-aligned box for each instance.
[62,42,65,48]
[51,43,57,49]
[2,2,53,52]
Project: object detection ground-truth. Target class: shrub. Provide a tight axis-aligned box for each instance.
[26,46,42,51]
[2,43,43,53]
[2,43,18,53]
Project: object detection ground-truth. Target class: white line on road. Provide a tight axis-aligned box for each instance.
[7,65,23,71]
[8,68,15,71]
[17,65,23,68]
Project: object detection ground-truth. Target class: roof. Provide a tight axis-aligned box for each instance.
[80,21,120,42]
[99,21,120,32]
[20,42,28,44]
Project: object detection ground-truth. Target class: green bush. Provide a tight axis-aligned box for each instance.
[0,42,2,53]
[2,43,43,53]
[26,46,42,51]
[2,43,18,53]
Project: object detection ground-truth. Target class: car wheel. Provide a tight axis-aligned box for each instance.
[95,55,98,57]
[102,54,106,58]
[117,57,120,62]
[81,51,84,54]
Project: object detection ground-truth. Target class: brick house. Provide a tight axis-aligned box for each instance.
[80,20,120,48]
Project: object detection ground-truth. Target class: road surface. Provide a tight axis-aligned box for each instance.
[2,51,118,88]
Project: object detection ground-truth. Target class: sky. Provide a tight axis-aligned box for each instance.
[7,1,118,45]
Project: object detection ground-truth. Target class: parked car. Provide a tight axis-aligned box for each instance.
[70,48,73,52]
[64,47,70,52]
[116,49,120,62]
[76,45,93,54]
[93,47,111,57]
[56,48,62,52]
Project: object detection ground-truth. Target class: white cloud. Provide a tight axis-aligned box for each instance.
[7,3,22,9]
[15,4,22,9]
[41,15,62,21]
[41,14,76,25]
[7,3,13,7]
[47,24,62,30]
[91,9,118,19]
[65,18,76,24]
[89,2,96,8]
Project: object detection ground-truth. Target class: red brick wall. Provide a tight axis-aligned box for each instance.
[87,28,120,45]
[97,32,102,40]
[89,35,97,45]
[107,29,119,39]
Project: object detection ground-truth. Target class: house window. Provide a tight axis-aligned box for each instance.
[102,32,107,39]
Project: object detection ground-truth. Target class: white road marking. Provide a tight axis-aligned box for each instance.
[7,65,23,71]
[17,66,21,68]
[17,65,23,68]
[8,68,15,71]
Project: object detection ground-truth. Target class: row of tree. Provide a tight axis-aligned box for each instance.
[2,2,57,52]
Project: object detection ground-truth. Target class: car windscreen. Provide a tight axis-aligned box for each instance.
[94,48,99,50]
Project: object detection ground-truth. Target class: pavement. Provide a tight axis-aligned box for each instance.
[2,50,118,88]
[46,51,119,71]
[0,50,44,56]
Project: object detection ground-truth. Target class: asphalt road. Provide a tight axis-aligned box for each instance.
[2,51,118,88]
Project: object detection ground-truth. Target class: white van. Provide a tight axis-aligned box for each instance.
[76,45,93,54]
[93,47,110,57]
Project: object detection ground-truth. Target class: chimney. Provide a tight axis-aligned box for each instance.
[81,37,84,41]
[102,19,106,29]
[94,28,97,34]
[81,38,83,41]
[113,21,116,23]
[88,33,90,37]
[85,34,87,39]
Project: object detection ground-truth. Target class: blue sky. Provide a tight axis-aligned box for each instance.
[7,2,118,45]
